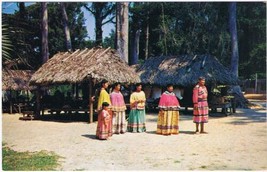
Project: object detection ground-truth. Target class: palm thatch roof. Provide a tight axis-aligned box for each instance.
[136,55,238,87]
[30,47,140,86]
[2,69,35,90]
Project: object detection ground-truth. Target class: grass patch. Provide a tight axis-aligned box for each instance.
[2,143,62,171]
[200,165,208,169]
[174,160,180,163]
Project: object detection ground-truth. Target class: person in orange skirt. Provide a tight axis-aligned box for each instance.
[96,102,112,140]
[193,77,209,134]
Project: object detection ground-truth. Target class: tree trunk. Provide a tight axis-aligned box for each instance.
[41,2,49,63]
[229,85,249,108]
[95,13,103,46]
[145,14,150,60]
[60,2,72,51]
[229,2,239,77]
[116,2,129,63]
[132,30,141,65]
[19,2,26,20]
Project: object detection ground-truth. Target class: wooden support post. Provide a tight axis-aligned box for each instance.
[9,90,13,114]
[89,79,94,123]
[36,86,41,117]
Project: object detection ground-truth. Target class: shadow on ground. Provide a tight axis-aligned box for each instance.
[225,108,266,125]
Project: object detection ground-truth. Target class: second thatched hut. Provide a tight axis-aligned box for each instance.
[136,55,239,108]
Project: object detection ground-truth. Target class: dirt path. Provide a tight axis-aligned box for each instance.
[2,107,267,171]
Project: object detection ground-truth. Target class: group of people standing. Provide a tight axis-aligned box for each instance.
[95,77,209,140]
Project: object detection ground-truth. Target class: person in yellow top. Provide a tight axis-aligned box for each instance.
[127,83,146,132]
[97,79,112,111]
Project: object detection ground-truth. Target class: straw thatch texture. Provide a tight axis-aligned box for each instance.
[2,69,35,90]
[30,47,140,86]
[136,55,238,87]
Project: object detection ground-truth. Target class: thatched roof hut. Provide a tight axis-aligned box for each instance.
[30,47,140,122]
[2,69,35,91]
[136,55,238,87]
[30,47,140,86]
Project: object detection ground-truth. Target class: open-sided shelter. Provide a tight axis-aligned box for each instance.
[30,47,140,122]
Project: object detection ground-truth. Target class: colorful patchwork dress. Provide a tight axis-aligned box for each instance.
[110,91,127,134]
[156,91,180,135]
[96,109,112,140]
[127,91,146,132]
[193,85,209,123]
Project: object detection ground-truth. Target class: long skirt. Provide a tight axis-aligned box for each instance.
[96,119,112,140]
[156,110,179,135]
[127,109,146,132]
[193,101,209,123]
[96,111,112,140]
[112,111,127,134]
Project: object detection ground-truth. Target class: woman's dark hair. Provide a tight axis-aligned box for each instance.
[112,82,121,91]
[101,79,108,87]
[102,102,109,107]
[167,84,173,88]
[135,83,142,91]
[198,77,205,81]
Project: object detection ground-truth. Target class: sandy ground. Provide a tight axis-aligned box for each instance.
[2,104,267,171]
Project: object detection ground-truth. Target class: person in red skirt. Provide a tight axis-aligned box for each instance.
[193,77,209,134]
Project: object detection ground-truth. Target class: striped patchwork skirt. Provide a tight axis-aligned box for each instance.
[112,111,127,134]
[156,110,179,135]
[127,109,146,133]
[96,120,112,140]
[193,101,209,123]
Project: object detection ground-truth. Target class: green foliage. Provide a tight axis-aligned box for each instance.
[103,29,115,48]
[237,2,266,79]
[129,2,266,79]
[2,143,61,171]
[3,2,88,69]
[1,23,13,61]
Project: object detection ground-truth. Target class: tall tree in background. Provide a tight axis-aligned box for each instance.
[229,2,239,77]
[41,2,49,63]
[116,2,129,63]
[60,2,72,51]
[84,2,115,45]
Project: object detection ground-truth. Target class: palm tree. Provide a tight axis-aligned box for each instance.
[2,23,13,61]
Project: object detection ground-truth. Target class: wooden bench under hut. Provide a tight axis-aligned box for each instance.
[135,54,243,115]
[30,47,140,123]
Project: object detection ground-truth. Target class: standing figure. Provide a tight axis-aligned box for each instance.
[157,84,181,135]
[127,83,146,133]
[96,102,112,140]
[97,79,111,110]
[110,82,127,134]
[193,77,209,134]
[97,79,112,135]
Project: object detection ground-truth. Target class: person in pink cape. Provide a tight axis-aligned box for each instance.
[156,84,181,135]
[193,77,209,134]
[110,82,127,134]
